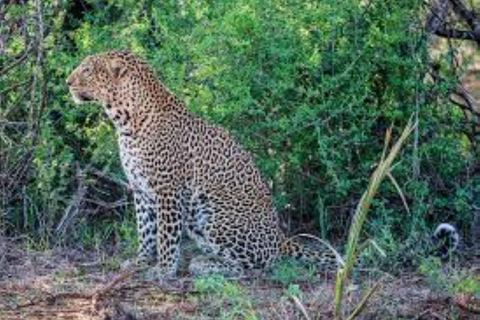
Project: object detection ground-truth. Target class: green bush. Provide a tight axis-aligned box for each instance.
[1,0,475,260]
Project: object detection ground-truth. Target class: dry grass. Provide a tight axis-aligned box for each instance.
[0,238,476,320]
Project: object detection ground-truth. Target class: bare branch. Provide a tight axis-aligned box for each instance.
[450,0,479,29]
[88,167,132,191]
[0,79,32,95]
[55,165,87,239]
[426,0,480,43]
[432,27,478,41]
[27,0,46,142]
[426,0,450,33]
[0,44,34,77]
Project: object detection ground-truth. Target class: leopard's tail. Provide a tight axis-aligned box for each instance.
[431,223,460,259]
[279,233,344,270]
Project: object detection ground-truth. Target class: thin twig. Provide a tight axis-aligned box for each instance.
[0,79,32,95]
[88,167,132,191]
[0,44,34,77]
[91,266,147,313]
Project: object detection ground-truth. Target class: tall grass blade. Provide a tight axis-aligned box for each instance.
[289,294,311,320]
[356,239,387,258]
[386,171,411,215]
[333,117,416,320]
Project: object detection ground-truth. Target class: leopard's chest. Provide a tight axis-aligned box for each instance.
[118,136,150,191]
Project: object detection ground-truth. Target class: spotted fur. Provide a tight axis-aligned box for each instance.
[66,51,339,277]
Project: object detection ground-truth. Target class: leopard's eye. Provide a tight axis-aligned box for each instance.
[83,66,93,76]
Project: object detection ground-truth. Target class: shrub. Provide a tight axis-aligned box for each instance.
[0,0,474,257]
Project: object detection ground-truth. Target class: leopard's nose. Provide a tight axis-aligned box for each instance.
[66,75,75,86]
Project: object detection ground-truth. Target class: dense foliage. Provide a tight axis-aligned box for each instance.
[1,0,476,260]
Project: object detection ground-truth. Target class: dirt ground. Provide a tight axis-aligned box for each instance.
[0,237,478,320]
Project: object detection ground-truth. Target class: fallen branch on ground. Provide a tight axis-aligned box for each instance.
[5,265,147,315]
[453,294,480,314]
[90,266,147,313]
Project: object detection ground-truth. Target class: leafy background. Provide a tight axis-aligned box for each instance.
[1,0,476,265]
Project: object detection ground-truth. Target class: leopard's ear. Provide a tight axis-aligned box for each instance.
[107,58,127,79]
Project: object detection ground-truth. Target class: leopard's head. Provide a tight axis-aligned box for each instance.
[66,52,131,107]
[67,51,166,133]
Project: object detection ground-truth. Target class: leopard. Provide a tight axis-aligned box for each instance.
[66,51,340,278]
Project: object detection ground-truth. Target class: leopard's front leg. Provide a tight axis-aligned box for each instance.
[150,190,184,279]
[134,190,158,265]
